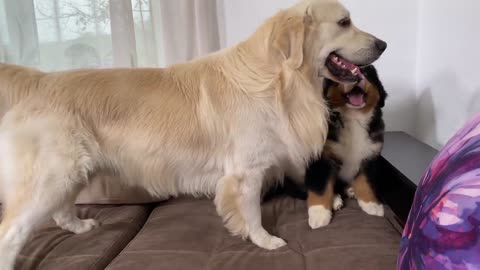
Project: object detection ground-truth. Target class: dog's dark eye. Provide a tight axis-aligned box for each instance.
[338,17,351,27]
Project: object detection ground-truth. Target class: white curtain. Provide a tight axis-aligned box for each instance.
[0,0,224,71]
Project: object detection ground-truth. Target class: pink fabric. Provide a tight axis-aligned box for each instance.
[398,113,480,270]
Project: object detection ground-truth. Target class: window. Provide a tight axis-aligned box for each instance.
[33,0,113,70]
[0,0,221,71]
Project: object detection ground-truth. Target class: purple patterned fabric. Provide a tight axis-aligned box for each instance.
[398,113,480,270]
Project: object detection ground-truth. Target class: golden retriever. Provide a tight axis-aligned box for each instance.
[0,0,386,267]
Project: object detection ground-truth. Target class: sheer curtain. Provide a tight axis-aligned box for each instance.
[0,0,224,71]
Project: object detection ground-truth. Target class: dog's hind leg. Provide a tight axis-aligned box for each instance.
[0,120,94,270]
[0,182,92,270]
[52,188,99,234]
[0,197,51,270]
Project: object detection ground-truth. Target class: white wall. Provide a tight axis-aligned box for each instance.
[222,0,419,135]
[415,0,480,148]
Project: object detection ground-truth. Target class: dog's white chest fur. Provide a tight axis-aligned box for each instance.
[329,111,381,181]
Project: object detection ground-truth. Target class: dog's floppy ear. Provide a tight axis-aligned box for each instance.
[361,65,388,108]
[271,11,312,69]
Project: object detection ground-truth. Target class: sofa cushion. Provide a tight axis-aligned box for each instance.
[106,196,401,270]
[8,205,152,270]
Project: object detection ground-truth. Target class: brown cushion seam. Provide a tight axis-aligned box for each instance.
[304,243,399,255]
[33,254,98,262]
[35,233,75,269]
[283,240,307,270]
[120,250,209,255]
[205,227,224,270]
[148,214,219,222]
[105,204,157,268]
[89,208,146,270]
[212,250,294,256]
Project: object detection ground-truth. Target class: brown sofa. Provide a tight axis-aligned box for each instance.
[9,197,400,270]
[7,132,435,270]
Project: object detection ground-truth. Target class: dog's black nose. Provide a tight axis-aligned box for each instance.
[375,39,387,52]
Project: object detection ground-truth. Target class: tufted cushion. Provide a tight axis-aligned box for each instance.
[398,113,480,270]
[10,205,152,270]
[106,196,401,270]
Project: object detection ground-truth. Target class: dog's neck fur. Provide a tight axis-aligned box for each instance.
[219,10,329,163]
[223,8,320,96]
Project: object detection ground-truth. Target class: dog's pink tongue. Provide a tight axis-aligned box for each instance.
[348,94,365,106]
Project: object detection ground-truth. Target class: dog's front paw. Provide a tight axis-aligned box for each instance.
[358,200,384,217]
[333,195,344,211]
[250,230,287,250]
[253,236,287,250]
[265,236,288,250]
[308,205,332,229]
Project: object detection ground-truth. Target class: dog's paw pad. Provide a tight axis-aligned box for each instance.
[358,200,384,217]
[333,195,344,211]
[308,205,332,229]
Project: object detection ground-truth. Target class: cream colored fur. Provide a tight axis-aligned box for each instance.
[0,0,385,268]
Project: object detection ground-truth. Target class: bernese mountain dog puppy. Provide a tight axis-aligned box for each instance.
[286,65,388,229]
